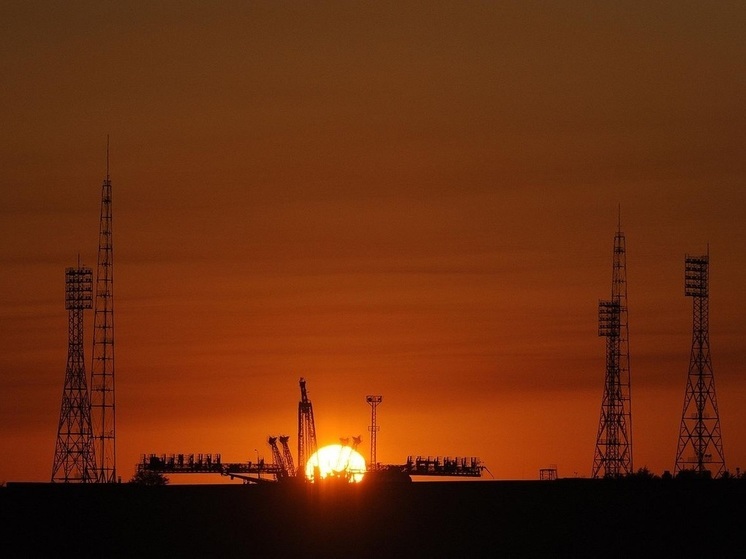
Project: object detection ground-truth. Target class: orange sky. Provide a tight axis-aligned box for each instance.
[1,2,745,483]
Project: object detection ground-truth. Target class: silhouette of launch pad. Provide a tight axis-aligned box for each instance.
[137,378,484,483]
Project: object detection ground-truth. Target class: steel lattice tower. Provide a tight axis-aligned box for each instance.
[592,219,633,478]
[52,264,97,482]
[297,378,318,478]
[366,395,382,470]
[90,140,117,483]
[674,251,725,478]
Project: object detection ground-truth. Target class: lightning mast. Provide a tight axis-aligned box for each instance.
[592,215,633,478]
[297,378,318,478]
[90,137,117,483]
[51,263,96,482]
[366,395,382,470]
[674,250,725,477]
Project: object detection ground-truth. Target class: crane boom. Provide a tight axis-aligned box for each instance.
[267,437,287,478]
[279,436,295,477]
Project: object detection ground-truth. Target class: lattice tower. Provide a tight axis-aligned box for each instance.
[366,395,382,470]
[674,252,726,477]
[592,220,633,478]
[90,140,116,483]
[52,264,97,482]
[297,378,318,478]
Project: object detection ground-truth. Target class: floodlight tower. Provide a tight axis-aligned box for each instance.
[90,138,117,483]
[297,378,318,478]
[592,217,633,478]
[366,395,382,470]
[674,251,726,477]
[52,263,97,482]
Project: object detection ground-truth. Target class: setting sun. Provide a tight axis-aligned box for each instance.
[305,444,367,483]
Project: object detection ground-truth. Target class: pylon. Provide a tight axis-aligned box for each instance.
[592,217,633,478]
[674,250,725,477]
[52,264,96,482]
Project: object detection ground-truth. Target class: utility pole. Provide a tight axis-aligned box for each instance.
[675,250,725,477]
[52,263,96,482]
[592,214,633,478]
[366,395,382,470]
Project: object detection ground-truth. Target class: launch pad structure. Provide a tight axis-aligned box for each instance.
[138,453,483,483]
[297,377,318,479]
[137,378,484,483]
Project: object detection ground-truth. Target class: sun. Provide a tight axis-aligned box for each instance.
[305,444,367,483]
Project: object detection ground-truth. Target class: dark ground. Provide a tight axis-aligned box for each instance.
[1,478,744,558]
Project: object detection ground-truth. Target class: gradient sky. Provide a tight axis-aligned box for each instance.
[1,2,745,483]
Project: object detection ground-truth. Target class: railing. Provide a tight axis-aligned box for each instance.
[402,456,482,477]
[138,453,285,478]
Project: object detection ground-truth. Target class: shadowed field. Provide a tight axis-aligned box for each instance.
[1,479,744,558]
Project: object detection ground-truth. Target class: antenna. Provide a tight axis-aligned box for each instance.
[90,140,116,483]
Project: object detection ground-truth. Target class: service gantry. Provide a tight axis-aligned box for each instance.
[674,250,726,477]
[137,452,486,482]
[592,216,633,478]
[297,378,318,478]
[51,263,97,482]
[138,453,283,484]
[90,138,117,483]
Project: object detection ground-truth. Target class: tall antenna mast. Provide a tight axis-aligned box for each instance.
[52,264,96,482]
[674,250,725,477]
[90,136,117,483]
[592,214,633,477]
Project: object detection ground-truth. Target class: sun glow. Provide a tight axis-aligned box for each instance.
[305,444,367,483]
